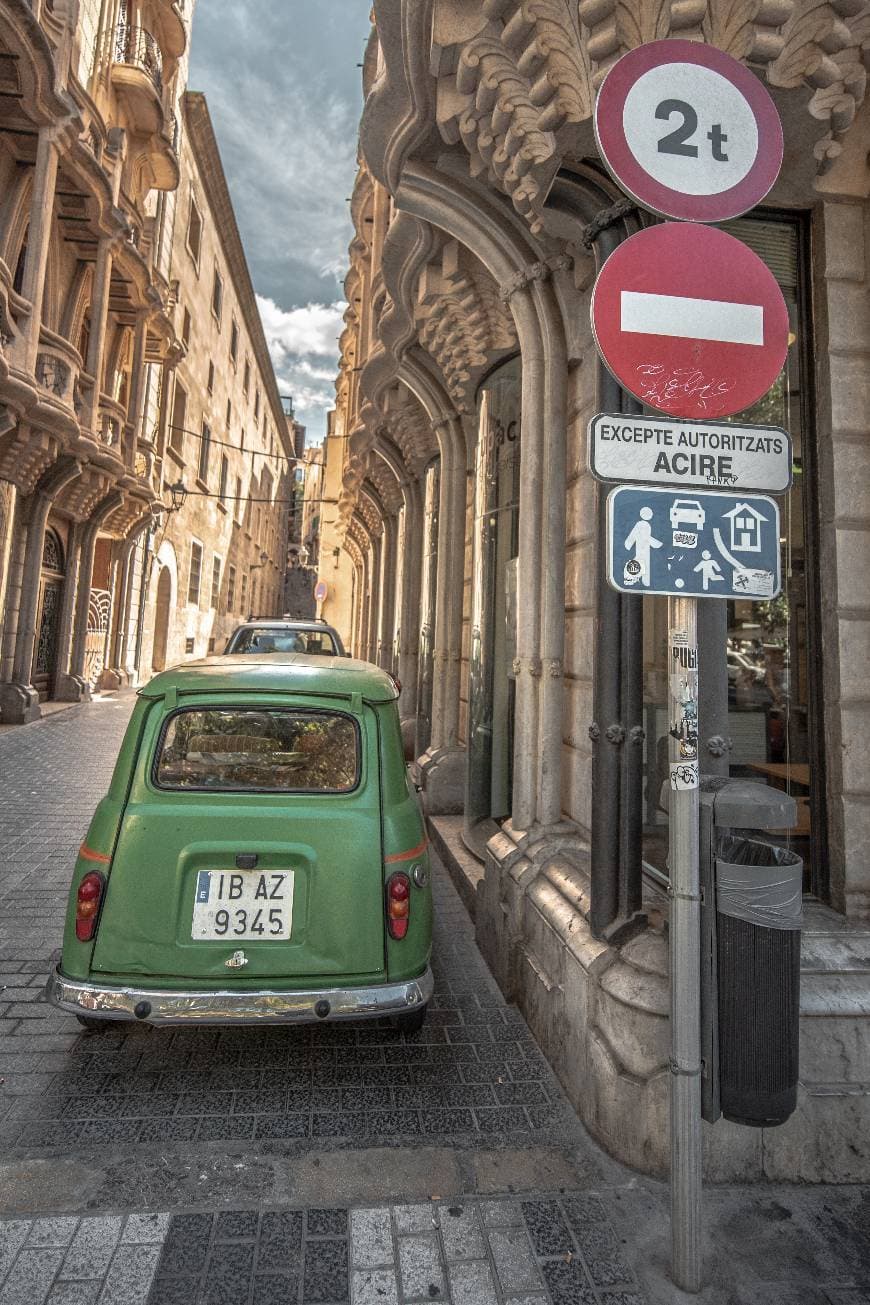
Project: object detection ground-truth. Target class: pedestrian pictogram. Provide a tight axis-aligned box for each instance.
[606,485,781,600]
[590,223,790,420]
[594,39,784,222]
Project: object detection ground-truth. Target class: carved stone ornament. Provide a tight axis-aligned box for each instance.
[427,0,870,230]
[36,353,70,398]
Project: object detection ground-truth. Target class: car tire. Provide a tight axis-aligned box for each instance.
[392,1004,428,1036]
[75,1015,112,1033]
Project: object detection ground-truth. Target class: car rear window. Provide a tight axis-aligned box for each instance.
[154,708,359,793]
[229,627,338,655]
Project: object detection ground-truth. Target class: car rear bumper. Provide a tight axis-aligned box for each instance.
[45,966,434,1026]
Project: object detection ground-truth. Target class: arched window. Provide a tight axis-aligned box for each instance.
[13,230,28,296]
[42,528,65,576]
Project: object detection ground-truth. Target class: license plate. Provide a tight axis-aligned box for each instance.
[191,870,294,941]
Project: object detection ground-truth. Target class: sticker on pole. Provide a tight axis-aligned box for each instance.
[314,579,328,602]
[606,485,781,600]
[594,39,783,223]
[591,223,790,420]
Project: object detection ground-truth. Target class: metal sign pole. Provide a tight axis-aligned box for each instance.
[668,595,703,1293]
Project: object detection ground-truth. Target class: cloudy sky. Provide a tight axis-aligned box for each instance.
[188,2,372,443]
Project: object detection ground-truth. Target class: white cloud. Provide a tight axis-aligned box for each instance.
[257,297,346,361]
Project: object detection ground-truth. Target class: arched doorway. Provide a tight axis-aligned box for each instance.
[33,528,65,700]
[152,566,171,671]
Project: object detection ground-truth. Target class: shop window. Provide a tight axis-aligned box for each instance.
[640,215,822,894]
[187,541,203,606]
[466,357,521,851]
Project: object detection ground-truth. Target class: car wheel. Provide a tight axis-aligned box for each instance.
[392,1004,428,1036]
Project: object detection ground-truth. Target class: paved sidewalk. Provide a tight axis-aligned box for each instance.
[0,696,869,1304]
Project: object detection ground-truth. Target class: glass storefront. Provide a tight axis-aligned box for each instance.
[642,215,821,893]
[465,357,521,853]
[415,459,440,757]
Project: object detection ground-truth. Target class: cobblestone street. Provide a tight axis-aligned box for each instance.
[1,699,869,1305]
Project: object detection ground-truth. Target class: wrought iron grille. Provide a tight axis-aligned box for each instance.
[114,24,163,94]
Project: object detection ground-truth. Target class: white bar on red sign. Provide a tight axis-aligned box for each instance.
[619,291,765,346]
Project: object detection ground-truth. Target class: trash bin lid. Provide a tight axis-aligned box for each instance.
[710,779,796,830]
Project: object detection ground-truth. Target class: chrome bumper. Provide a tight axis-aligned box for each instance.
[45,966,434,1026]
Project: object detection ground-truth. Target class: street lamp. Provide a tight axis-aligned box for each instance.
[168,479,188,513]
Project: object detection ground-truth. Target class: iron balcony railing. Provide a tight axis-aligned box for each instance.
[114,24,163,95]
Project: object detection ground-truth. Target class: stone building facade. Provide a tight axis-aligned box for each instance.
[318,2,870,1182]
[133,92,293,674]
[0,1,292,718]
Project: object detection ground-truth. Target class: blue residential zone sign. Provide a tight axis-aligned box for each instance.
[606,485,781,600]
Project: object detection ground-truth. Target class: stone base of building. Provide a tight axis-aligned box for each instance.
[98,666,131,691]
[431,815,870,1184]
[417,745,466,814]
[0,681,41,724]
[54,674,91,704]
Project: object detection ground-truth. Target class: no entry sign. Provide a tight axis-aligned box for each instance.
[594,39,783,222]
[590,222,790,420]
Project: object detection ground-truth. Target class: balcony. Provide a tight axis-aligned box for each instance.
[112,24,165,136]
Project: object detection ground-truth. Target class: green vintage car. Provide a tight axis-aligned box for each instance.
[46,656,433,1032]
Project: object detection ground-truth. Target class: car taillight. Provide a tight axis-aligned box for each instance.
[386,872,411,940]
[75,871,105,942]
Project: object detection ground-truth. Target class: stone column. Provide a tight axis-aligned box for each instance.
[18,128,60,373]
[82,237,115,432]
[54,520,84,691]
[378,514,398,671]
[0,460,82,723]
[64,490,123,693]
[0,495,29,684]
[367,536,382,665]
[429,417,466,750]
[398,479,423,724]
[125,311,150,467]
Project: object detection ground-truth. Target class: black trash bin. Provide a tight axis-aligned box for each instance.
[714,831,803,1126]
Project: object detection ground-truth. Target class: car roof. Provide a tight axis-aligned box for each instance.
[231,619,339,633]
[139,655,397,704]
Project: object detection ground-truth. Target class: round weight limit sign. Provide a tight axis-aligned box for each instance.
[594,40,783,222]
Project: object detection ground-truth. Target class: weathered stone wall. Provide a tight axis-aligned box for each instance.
[138,119,290,673]
[562,305,598,837]
[816,199,870,920]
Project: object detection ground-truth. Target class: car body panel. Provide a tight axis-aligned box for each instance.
[55,657,432,1017]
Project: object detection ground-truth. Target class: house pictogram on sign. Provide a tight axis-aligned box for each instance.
[723,501,766,552]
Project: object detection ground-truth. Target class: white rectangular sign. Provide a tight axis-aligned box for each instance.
[589,413,792,493]
[620,292,765,346]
